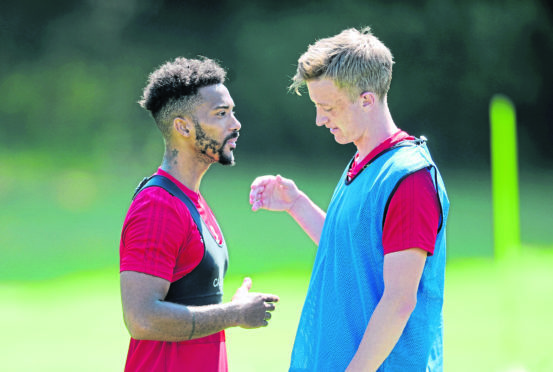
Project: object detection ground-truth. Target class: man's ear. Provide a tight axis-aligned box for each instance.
[360,91,376,110]
[173,117,192,137]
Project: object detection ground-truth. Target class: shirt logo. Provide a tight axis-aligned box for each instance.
[213,277,222,288]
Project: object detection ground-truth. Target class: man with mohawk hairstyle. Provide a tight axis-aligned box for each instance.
[120,57,279,372]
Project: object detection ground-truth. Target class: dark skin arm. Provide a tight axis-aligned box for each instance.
[120,271,279,341]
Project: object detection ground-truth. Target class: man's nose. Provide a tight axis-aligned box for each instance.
[315,111,329,127]
[231,114,241,130]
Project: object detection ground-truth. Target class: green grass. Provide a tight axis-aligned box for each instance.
[0,156,552,370]
[1,251,552,371]
[0,269,128,371]
[444,250,553,371]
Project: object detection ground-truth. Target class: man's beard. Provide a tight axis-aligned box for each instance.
[192,118,238,166]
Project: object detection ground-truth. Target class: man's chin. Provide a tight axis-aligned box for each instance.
[220,159,236,166]
[334,137,350,145]
[218,151,235,166]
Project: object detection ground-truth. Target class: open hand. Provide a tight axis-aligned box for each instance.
[231,277,279,328]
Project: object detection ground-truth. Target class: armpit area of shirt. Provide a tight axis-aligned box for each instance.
[119,267,173,282]
[383,243,435,256]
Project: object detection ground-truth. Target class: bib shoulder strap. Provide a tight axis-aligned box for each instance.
[132,175,203,233]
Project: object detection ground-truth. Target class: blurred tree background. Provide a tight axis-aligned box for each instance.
[1,0,552,169]
[1,0,553,282]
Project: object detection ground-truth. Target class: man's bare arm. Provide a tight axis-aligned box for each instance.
[121,271,279,342]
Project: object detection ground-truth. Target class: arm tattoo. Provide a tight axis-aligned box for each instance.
[188,311,196,340]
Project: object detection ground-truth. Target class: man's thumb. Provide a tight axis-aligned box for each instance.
[237,277,252,294]
[232,277,252,301]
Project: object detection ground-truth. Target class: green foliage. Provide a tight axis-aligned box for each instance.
[1,0,552,166]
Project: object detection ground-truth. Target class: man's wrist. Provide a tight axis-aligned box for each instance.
[287,192,306,217]
[223,301,242,328]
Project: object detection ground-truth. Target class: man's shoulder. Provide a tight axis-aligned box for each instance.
[132,185,175,206]
[127,186,192,220]
[385,143,434,171]
[121,184,197,248]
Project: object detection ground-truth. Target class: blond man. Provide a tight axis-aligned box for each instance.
[250,27,449,371]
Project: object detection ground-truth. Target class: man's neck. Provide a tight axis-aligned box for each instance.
[160,145,210,192]
[355,103,397,160]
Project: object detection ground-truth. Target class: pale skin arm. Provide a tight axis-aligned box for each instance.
[249,175,326,245]
[346,248,427,372]
[120,271,279,342]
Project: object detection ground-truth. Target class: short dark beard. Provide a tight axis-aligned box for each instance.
[192,117,237,166]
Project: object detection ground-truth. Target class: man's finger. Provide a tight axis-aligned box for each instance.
[251,200,264,211]
[262,294,280,303]
[249,190,263,204]
[251,176,276,189]
[249,186,264,197]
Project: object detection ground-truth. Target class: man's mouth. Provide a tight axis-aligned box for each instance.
[225,133,239,148]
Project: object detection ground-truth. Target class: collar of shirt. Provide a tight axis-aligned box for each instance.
[347,130,414,181]
[155,168,223,244]
[155,168,201,204]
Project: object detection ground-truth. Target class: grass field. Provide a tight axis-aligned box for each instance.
[1,252,552,372]
[0,156,552,371]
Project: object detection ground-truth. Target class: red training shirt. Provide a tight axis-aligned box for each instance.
[120,168,228,372]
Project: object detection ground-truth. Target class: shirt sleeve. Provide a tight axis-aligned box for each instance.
[120,187,190,281]
[382,168,441,256]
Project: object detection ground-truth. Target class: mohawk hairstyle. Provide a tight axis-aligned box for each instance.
[139,57,226,137]
[140,57,226,115]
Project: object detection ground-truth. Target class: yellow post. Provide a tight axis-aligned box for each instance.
[490,94,520,260]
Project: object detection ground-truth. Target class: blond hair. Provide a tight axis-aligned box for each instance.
[290,27,394,101]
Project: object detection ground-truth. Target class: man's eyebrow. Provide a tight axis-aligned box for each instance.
[212,104,233,110]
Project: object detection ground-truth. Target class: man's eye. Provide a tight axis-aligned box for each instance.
[217,111,227,117]
[323,107,333,112]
